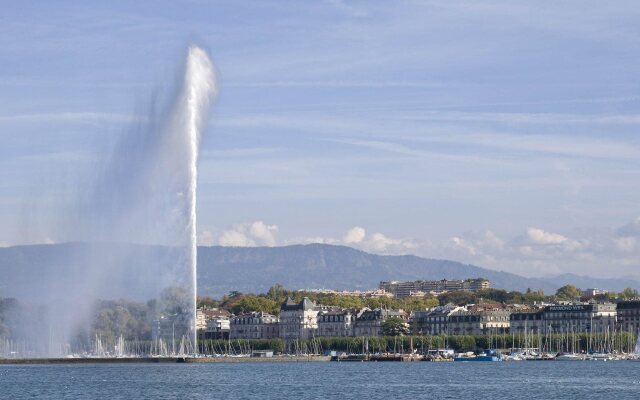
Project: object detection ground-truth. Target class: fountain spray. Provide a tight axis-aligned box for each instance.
[181,46,217,351]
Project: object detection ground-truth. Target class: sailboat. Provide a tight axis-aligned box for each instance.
[629,333,640,361]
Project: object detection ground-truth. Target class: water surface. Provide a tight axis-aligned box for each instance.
[2,361,639,399]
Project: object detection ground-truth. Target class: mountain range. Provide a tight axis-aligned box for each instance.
[0,242,638,300]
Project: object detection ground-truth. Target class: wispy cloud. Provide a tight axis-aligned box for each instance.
[226,80,445,88]
[0,112,137,124]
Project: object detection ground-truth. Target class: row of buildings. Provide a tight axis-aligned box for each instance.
[197,297,411,341]
[413,302,620,336]
[196,298,640,341]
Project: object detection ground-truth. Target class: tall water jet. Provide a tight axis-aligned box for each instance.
[147,45,216,352]
[0,46,217,357]
[182,46,217,349]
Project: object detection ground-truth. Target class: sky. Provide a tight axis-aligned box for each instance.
[1,1,639,279]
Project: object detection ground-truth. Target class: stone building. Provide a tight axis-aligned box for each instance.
[411,304,467,335]
[230,311,279,340]
[448,304,511,336]
[202,316,231,340]
[353,309,408,337]
[197,308,232,340]
[278,297,320,341]
[379,279,490,297]
[617,300,640,333]
[510,309,545,334]
[543,303,616,334]
[316,308,355,337]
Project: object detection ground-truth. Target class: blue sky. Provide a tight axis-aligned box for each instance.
[1,1,640,279]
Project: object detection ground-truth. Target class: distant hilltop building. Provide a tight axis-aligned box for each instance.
[298,288,392,298]
[581,288,608,298]
[379,278,490,297]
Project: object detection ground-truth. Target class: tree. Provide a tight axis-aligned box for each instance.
[476,289,509,303]
[523,289,545,304]
[555,285,581,300]
[620,287,639,299]
[224,295,280,316]
[265,284,287,302]
[381,317,410,337]
[197,296,220,309]
[159,286,191,315]
[438,291,476,306]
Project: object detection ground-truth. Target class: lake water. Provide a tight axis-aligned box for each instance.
[2,361,640,399]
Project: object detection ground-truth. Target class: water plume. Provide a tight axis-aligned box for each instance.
[1,46,216,357]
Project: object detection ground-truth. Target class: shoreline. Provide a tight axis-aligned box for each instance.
[0,356,332,365]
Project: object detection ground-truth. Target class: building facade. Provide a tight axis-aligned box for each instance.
[510,309,545,334]
[411,304,467,335]
[197,308,232,340]
[448,305,511,336]
[616,301,640,333]
[379,279,490,297]
[201,316,230,340]
[353,309,408,337]
[543,303,616,334]
[230,311,279,340]
[317,308,355,337]
[279,297,320,341]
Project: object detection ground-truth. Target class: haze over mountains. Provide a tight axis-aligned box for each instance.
[0,243,638,300]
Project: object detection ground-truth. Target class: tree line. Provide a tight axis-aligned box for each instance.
[197,332,637,355]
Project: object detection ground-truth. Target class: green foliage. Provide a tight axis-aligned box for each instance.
[290,292,438,312]
[620,287,639,299]
[196,332,638,355]
[438,291,477,306]
[523,289,546,303]
[222,294,280,315]
[92,299,152,343]
[197,296,220,309]
[555,284,581,300]
[439,289,550,307]
[159,286,191,315]
[265,284,287,302]
[381,317,410,337]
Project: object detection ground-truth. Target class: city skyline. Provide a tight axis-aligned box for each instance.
[1,1,639,279]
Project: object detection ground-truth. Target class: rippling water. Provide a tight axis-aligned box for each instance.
[2,361,640,399]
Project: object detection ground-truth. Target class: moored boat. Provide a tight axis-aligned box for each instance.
[555,352,585,361]
[454,349,502,362]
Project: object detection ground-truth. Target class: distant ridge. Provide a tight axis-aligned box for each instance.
[0,243,638,299]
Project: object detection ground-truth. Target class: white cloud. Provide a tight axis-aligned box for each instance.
[364,232,415,253]
[205,219,640,279]
[343,226,366,244]
[282,225,416,254]
[433,222,640,278]
[525,227,582,252]
[249,221,278,247]
[526,227,569,245]
[342,228,416,254]
[450,236,478,256]
[449,231,504,254]
[446,231,506,265]
[218,229,255,247]
[216,221,279,247]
